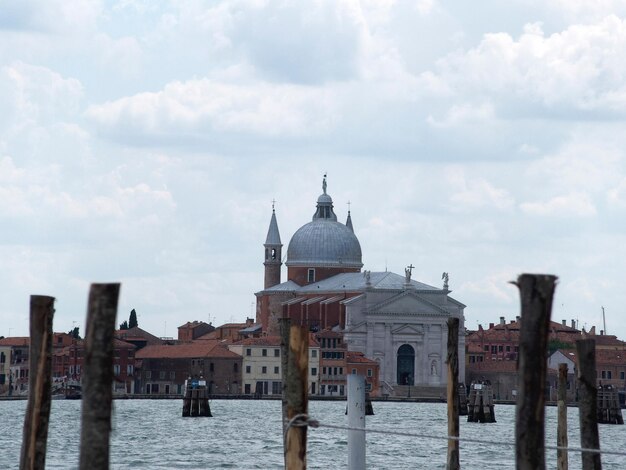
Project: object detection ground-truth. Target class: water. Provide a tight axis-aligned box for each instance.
[1,399,625,469]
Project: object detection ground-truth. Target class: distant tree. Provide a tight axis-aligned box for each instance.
[68,327,81,340]
[548,339,574,355]
[0,336,4,340]
[129,309,138,329]
[119,320,129,330]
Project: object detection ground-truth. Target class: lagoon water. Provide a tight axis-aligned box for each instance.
[1,399,625,469]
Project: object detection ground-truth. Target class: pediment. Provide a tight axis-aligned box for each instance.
[391,324,424,335]
[369,290,449,316]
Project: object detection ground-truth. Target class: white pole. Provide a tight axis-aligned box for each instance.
[347,374,366,469]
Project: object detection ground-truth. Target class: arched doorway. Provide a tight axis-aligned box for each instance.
[397,344,415,386]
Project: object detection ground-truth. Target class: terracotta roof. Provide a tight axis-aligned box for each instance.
[0,337,29,347]
[347,351,377,365]
[113,339,137,349]
[217,323,247,329]
[115,327,162,345]
[136,340,240,359]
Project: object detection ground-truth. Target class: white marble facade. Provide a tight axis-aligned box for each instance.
[343,286,465,388]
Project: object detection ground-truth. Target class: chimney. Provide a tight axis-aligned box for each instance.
[510,320,515,324]
[562,320,566,326]
[600,330,604,336]
[571,319,576,329]
[500,316,505,326]
[516,316,521,323]
[489,323,495,329]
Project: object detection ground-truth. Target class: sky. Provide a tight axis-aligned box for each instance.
[1,0,626,341]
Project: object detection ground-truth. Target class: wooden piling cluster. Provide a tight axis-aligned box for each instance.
[458,383,468,416]
[466,381,496,423]
[181,378,212,417]
[596,384,623,424]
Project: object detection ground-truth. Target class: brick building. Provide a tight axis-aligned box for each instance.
[135,340,242,395]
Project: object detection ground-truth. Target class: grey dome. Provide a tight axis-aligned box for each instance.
[286,219,363,268]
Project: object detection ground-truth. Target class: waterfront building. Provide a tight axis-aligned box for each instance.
[135,340,242,395]
[255,177,465,393]
[347,351,380,396]
[228,335,320,396]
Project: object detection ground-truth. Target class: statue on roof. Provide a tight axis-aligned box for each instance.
[322,173,327,194]
[442,272,449,290]
[405,264,414,283]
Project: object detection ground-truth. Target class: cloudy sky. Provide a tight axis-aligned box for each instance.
[2,0,626,341]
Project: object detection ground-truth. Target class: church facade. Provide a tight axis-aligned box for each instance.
[255,177,465,389]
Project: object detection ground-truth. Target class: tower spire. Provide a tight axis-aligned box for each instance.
[346,201,354,232]
[264,202,282,288]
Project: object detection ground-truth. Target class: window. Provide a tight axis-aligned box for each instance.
[245,384,251,394]
[262,366,267,374]
[367,369,372,377]
[146,371,151,379]
[169,371,175,379]
[159,371,165,379]
[339,368,343,375]
[262,349,267,357]
[274,349,280,357]
[491,345,497,354]
[607,371,613,379]
[352,369,357,374]
[621,372,625,380]
[0,352,5,364]
[246,348,252,356]
[506,346,511,352]
[113,365,120,376]
[322,367,327,375]
[274,366,279,374]
[311,350,317,358]
[245,365,251,373]
[308,269,315,283]
[484,345,489,351]
[234,363,238,373]
[498,345,503,352]
[311,368,317,376]
[209,362,214,372]
[365,382,372,392]
[272,381,281,394]
[271,248,277,260]
[128,365,134,375]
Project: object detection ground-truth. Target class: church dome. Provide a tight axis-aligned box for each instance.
[286,176,363,269]
[287,219,363,268]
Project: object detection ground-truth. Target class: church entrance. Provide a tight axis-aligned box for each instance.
[397,344,415,386]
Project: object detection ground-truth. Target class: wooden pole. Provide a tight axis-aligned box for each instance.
[280,317,291,440]
[557,363,568,470]
[576,339,601,470]
[19,295,55,470]
[514,273,557,470]
[284,324,308,470]
[347,374,366,470]
[446,317,460,470]
[79,283,120,470]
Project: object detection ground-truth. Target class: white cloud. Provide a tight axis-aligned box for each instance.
[519,192,596,217]
[86,79,338,138]
[431,15,626,117]
[445,166,515,211]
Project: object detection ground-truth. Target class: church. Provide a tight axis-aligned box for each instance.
[255,177,466,389]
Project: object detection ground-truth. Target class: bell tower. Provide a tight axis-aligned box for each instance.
[263,201,282,288]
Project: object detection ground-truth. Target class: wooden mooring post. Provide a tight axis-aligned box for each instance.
[458,384,468,416]
[446,317,460,470]
[284,324,309,470]
[79,283,120,470]
[597,384,623,424]
[576,339,601,470]
[182,377,212,417]
[514,273,557,470]
[280,317,291,439]
[19,295,55,470]
[557,363,568,470]
[467,381,495,423]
